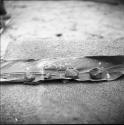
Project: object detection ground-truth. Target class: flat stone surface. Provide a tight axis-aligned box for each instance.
[0,1,124,124]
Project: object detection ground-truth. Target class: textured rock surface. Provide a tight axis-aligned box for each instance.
[0,1,124,124]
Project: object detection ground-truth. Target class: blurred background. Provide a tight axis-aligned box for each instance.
[1,0,124,59]
[0,0,124,124]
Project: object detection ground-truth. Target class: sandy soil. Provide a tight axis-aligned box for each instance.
[0,0,124,124]
[1,0,124,59]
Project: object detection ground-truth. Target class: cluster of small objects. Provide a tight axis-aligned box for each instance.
[1,58,124,83]
[24,63,109,83]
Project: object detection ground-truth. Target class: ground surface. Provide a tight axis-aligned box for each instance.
[0,0,124,124]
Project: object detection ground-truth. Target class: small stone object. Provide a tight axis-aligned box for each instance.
[89,67,106,80]
[65,68,79,79]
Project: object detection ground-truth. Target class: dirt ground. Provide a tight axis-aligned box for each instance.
[0,0,124,124]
